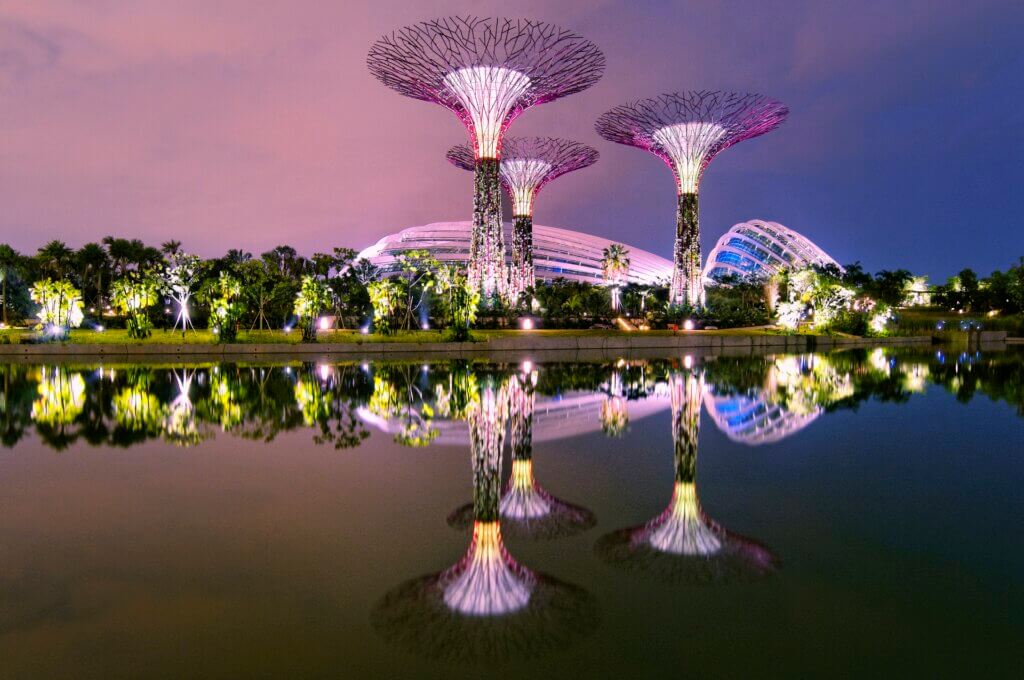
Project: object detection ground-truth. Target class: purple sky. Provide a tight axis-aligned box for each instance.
[2,1,1022,280]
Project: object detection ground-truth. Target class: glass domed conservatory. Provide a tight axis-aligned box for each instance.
[703,220,839,283]
[357,221,672,286]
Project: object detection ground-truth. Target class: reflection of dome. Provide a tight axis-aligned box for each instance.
[704,220,839,282]
[360,391,670,446]
[358,221,672,286]
[704,388,820,445]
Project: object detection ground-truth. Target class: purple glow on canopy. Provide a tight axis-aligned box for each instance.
[367,17,605,159]
[595,91,788,193]
[447,137,599,215]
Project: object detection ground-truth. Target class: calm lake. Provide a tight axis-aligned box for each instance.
[1,348,1021,678]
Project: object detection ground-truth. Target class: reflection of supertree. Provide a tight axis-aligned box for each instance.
[447,138,598,300]
[372,369,597,663]
[596,92,788,306]
[369,18,604,300]
[450,370,596,539]
[596,368,777,583]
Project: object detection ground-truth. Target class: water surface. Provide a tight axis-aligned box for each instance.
[1,349,1021,678]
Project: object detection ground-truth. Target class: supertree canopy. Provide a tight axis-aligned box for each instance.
[594,365,778,584]
[447,137,599,302]
[595,91,788,307]
[368,17,604,301]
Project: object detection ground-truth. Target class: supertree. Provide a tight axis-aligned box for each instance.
[371,368,598,663]
[595,91,788,307]
[447,137,599,303]
[448,368,597,539]
[595,363,778,584]
[368,18,604,301]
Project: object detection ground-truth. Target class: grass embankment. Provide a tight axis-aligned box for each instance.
[0,326,792,346]
[893,308,1023,336]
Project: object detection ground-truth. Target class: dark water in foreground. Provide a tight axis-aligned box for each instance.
[0,349,1021,678]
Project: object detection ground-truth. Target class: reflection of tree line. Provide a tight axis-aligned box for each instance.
[0,363,373,451]
[2,350,1021,453]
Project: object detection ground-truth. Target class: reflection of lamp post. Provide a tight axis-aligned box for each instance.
[372,370,597,663]
[596,367,778,583]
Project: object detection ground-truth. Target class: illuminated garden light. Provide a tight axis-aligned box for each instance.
[368,17,604,301]
[596,91,788,306]
[95,324,104,332]
[447,137,599,301]
[421,322,429,330]
[521,318,534,330]
[360,326,370,335]
[318,317,330,331]
[683,319,695,331]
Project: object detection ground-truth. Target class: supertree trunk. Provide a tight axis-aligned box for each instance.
[670,370,702,486]
[468,377,508,522]
[670,192,703,307]
[509,214,534,304]
[469,158,506,303]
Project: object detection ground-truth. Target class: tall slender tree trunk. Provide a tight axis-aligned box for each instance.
[509,214,534,304]
[670,192,703,307]
[469,158,506,304]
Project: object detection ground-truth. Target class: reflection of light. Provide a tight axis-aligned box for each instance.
[443,521,532,616]
[683,355,693,370]
[521,318,534,330]
[521,360,533,374]
[318,364,331,381]
[649,482,722,556]
[361,363,370,372]
[501,460,549,519]
[683,319,695,331]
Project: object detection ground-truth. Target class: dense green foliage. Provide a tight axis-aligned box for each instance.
[1,237,1020,339]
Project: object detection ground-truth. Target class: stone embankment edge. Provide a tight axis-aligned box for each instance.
[0,333,935,359]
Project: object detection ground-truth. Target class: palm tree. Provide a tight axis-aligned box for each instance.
[36,240,75,281]
[77,242,111,308]
[601,244,631,311]
[102,236,134,276]
[160,240,182,257]
[225,249,252,266]
[0,244,22,326]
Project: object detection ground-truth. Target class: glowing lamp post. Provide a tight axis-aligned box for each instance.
[448,137,598,303]
[368,17,604,302]
[596,91,788,307]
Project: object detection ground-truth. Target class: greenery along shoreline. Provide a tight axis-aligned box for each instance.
[1,238,1022,343]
